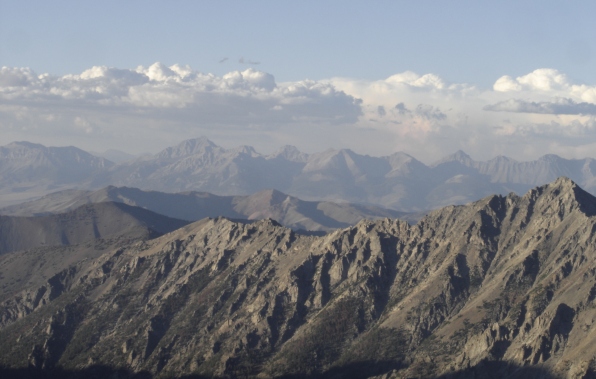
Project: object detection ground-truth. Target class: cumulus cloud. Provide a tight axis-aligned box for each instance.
[492,68,596,103]
[493,69,569,92]
[322,68,596,160]
[2,63,596,162]
[0,63,365,154]
[0,63,360,120]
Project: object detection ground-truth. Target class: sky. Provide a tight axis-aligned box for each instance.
[1,1,596,162]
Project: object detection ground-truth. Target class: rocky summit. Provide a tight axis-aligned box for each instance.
[2,177,596,378]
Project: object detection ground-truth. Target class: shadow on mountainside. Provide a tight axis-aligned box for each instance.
[0,360,581,379]
[275,360,404,379]
[434,359,567,379]
[0,366,222,379]
[277,359,563,379]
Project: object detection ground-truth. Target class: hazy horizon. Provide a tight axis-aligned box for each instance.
[1,1,596,162]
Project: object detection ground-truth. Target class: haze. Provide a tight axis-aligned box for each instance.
[1,1,595,162]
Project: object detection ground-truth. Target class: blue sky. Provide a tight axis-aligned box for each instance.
[1,1,596,161]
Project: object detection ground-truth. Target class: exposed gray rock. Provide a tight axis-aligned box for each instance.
[1,177,596,378]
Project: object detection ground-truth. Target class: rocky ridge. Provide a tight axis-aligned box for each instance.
[1,178,596,378]
[4,138,596,213]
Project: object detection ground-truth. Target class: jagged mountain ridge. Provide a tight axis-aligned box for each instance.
[99,138,596,211]
[0,202,189,255]
[0,186,416,231]
[434,149,596,186]
[3,137,596,212]
[2,178,596,377]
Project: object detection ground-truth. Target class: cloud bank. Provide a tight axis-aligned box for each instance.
[1,63,596,161]
[484,98,596,115]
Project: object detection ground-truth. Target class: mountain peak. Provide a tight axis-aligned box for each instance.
[538,153,564,162]
[269,145,309,162]
[246,188,290,205]
[527,176,596,217]
[450,150,472,162]
[230,145,258,156]
[7,141,46,149]
[157,137,218,159]
[551,176,576,187]
[432,150,474,166]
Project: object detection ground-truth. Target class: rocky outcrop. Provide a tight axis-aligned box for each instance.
[2,177,596,378]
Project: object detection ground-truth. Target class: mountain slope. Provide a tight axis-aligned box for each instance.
[1,186,415,231]
[0,141,113,207]
[1,178,596,377]
[0,202,189,255]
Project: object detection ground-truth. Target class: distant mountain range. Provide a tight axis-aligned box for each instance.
[3,138,596,212]
[0,186,416,232]
[0,141,112,206]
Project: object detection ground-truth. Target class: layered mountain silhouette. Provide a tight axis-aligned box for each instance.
[3,138,596,212]
[0,202,189,255]
[0,142,112,207]
[2,177,596,378]
[0,186,416,231]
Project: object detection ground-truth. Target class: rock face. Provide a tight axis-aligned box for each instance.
[2,178,596,378]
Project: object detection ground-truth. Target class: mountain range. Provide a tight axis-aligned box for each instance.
[1,177,596,378]
[0,141,112,207]
[0,186,416,232]
[3,138,596,212]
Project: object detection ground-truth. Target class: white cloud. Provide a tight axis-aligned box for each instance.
[325,69,596,160]
[494,69,569,92]
[385,71,446,89]
[492,68,596,104]
[0,63,360,117]
[0,63,363,155]
[1,63,596,162]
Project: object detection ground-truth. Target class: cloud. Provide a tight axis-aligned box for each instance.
[394,102,410,115]
[493,69,569,92]
[385,71,446,89]
[414,104,446,120]
[0,67,38,87]
[0,63,363,153]
[484,98,596,115]
[2,63,596,163]
[0,63,360,119]
[322,68,596,160]
[492,68,596,103]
